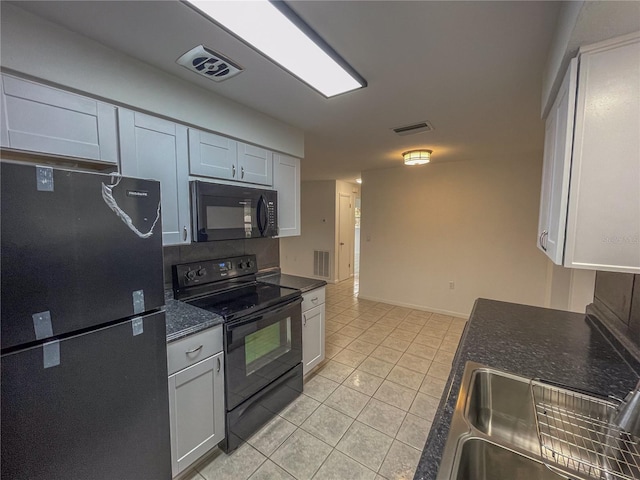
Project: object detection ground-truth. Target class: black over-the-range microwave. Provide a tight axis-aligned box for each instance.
[190,181,278,242]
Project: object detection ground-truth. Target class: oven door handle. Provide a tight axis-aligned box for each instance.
[225,296,302,332]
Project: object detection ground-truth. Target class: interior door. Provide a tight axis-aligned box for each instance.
[338,193,352,281]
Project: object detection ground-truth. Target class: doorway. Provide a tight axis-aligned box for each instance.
[338,193,352,281]
[354,197,361,277]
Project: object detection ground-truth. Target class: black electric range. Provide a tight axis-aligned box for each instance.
[173,255,303,453]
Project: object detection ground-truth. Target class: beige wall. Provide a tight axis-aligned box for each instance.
[280,181,336,280]
[280,180,359,283]
[1,3,303,157]
[358,154,549,318]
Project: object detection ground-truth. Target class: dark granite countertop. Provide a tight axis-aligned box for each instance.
[164,290,224,343]
[258,272,327,294]
[415,298,640,480]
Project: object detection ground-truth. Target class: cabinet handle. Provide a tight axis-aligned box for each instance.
[540,230,548,251]
[232,165,236,177]
[216,357,221,373]
[303,314,307,326]
[185,345,203,355]
[183,226,188,241]
[241,166,245,179]
[311,297,319,303]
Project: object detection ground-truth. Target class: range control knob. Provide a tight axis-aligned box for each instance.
[246,261,253,268]
[185,270,196,281]
[237,262,244,269]
[196,268,207,277]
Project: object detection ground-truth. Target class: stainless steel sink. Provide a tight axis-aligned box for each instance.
[452,437,569,480]
[465,368,540,454]
[437,362,636,480]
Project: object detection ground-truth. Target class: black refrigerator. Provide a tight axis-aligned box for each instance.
[1,162,171,480]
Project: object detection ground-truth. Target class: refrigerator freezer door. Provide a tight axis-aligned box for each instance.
[1,311,171,480]
[1,163,164,350]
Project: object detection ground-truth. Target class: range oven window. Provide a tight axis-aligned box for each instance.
[225,299,302,411]
[244,317,291,376]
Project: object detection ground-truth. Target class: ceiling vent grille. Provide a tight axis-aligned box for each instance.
[176,45,243,82]
[392,121,434,136]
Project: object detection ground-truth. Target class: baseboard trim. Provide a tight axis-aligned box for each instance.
[356,294,469,320]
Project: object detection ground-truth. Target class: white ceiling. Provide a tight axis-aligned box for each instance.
[13,1,564,182]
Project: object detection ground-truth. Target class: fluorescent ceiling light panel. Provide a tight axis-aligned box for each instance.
[185,0,366,97]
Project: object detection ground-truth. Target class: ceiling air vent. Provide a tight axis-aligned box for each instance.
[176,45,243,82]
[392,121,434,136]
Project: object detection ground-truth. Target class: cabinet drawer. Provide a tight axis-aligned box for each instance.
[167,325,222,375]
[302,287,325,312]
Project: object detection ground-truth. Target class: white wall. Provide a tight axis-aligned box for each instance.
[280,181,336,280]
[358,154,550,318]
[0,3,303,157]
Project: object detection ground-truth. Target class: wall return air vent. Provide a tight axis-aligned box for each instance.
[392,121,434,136]
[314,251,330,278]
[176,45,243,82]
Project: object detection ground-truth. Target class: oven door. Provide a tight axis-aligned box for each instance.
[224,297,302,411]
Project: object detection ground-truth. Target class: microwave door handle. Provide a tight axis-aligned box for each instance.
[257,195,268,236]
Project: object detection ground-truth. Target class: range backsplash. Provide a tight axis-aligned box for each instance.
[163,237,280,288]
[590,271,640,358]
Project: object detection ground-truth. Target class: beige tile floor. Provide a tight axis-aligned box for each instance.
[187,277,466,480]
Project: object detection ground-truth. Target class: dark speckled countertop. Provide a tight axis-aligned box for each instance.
[164,290,224,343]
[258,273,327,293]
[415,298,640,480]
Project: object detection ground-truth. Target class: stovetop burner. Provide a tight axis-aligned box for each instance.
[172,254,302,322]
[186,282,301,322]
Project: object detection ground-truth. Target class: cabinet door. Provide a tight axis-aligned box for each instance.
[565,35,640,273]
[168,353,225,477]
[119,109,190,245]
[238,142,273,185]
[273,153,301,237]
[188,129,237,180]
[302,303,325,375]
[537,58,577,264]
[0,74,118,164]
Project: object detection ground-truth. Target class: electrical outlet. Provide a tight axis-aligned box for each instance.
[449,281,455,290]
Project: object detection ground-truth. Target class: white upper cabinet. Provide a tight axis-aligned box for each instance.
[537,58,577,265]
[273,153,301,237]
[189,128,273,186]
[119,109,191,246]
[0,74,118,164]
[188,129,237,180]
[238,142,273,185]
[539,32,640,274]
[565,33,640,273]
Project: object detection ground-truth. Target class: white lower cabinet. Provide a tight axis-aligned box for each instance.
[167,327,225,477]
[302,287,325,375]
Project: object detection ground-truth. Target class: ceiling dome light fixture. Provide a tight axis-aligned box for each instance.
[403,149,432,166]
